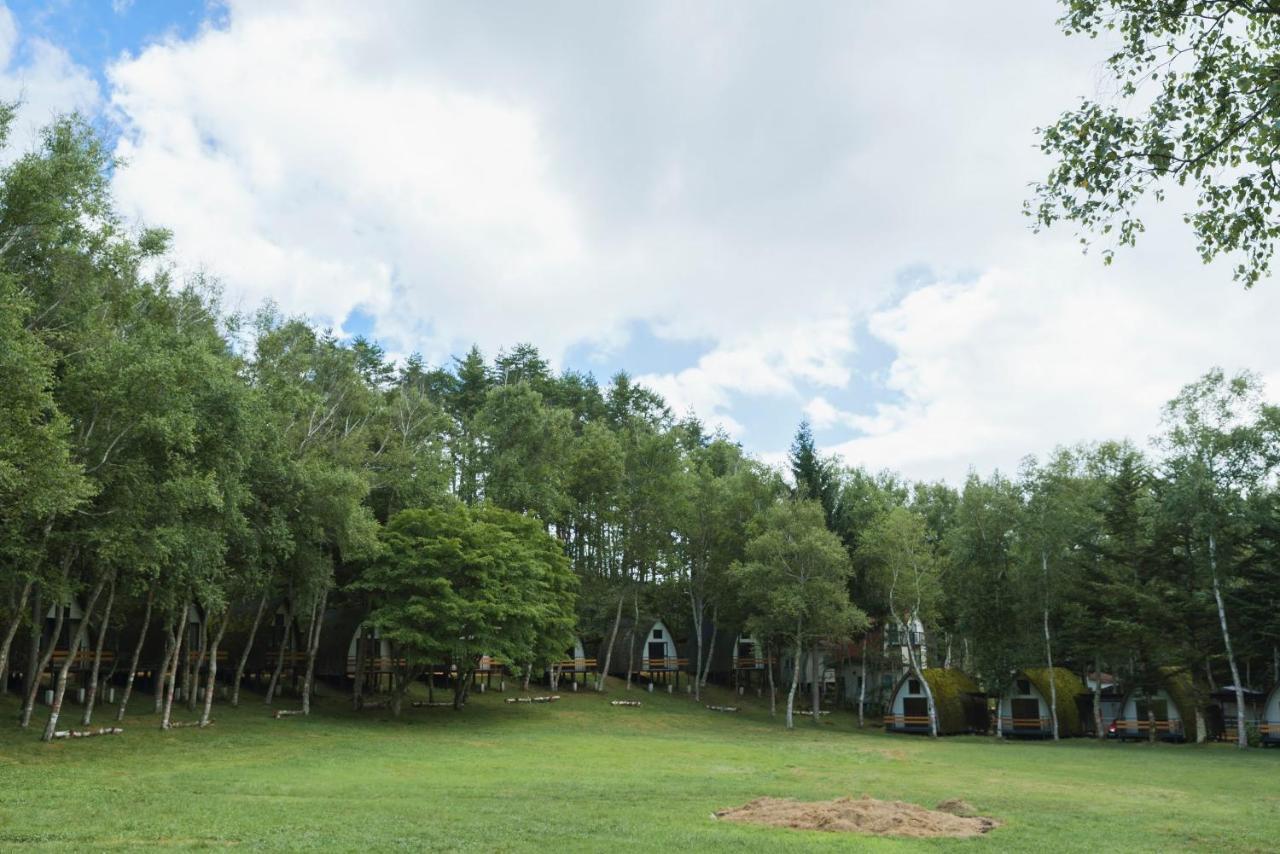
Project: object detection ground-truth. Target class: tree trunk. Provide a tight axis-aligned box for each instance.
[160,604,189,729]
[22,586,42,710]
[857,635,867,728]
[1209,533,1247,749]
[301,589,328,716]
[625,592,638,690]
[690,595,703,703]
[154,614,176,714]
[81,577,116,725]
[1093,653,1104,740]
[265,600,293,705]
[231,592,268,708]
[1041,551,1061,741]
[116,591,153,722]
[42,576,108,742]
[200,612,228,726]
[352,623,367,711]
[186,614,207,712]
[596,594,624,692]
[0,578,33,695]
[767,643,776,717]
[700,609,717,689]
[903,620,938,738]
[810,643,821,725]
[785,633,801,730]
[20,597,64,729]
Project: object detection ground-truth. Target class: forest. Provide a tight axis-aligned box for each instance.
[3,108,1280,753]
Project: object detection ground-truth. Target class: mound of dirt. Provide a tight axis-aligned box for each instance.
[713,796,1000,838]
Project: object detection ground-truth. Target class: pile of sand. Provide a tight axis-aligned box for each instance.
[714,796,999,838]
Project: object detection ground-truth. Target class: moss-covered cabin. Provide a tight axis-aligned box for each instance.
[997,667,1087,738]
[1112,669,1197,742]
[883,668,988,735]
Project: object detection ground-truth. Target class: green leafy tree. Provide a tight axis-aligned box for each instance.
[733,500,865,729]
[355,502,576,714]
[1032,2,1280,286]
[858,507,945,737]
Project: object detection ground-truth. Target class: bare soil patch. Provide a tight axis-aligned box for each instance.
[714,796,1000,838]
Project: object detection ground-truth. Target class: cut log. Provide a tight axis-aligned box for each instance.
[706,705,739,712]
[504,695,560,704]
[273,709,306,719]
[52,726,123,739]
[409,701,455,708]
[165,720,211,729]
[610,700,642,707]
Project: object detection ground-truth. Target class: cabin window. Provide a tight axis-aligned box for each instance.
[653,628,663,639]
[1017,679,1031,696]
[908,679,921,695]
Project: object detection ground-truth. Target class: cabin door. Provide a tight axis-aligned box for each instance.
[902,697,928,721]
[648,641,666,667]
[1011,698,1040,730]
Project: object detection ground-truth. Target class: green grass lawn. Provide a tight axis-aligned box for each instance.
[0,679,1276,852]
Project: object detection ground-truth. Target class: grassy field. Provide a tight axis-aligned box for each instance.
[0,680,1277,852]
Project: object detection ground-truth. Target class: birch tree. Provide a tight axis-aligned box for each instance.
[858,507,944,738]
[733,500,865,729]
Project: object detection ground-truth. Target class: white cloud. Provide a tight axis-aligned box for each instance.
[92,0,1280,483]
[0,5,99,157]
[828,234,1280,481]
[637,311,855,437]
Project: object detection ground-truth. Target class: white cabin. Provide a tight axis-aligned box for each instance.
[733,635,764,670]
[642,621,678,671]
[998,674,1052,736]
[1116,688,1186,741]
[347,625,391,677]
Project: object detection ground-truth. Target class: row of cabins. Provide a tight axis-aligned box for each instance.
[885,665,1280,743]
[10,600,1280,745]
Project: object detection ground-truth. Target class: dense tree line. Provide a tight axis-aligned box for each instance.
[3,113,1279,750]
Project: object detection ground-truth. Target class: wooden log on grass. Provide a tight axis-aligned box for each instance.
[164,720,212,729]
[505,695,560,704]
[706,705,739,712]
[610,700,642,707]
[52,726,124,739]
[273,709,306,719]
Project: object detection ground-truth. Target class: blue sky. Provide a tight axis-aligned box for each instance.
[7,1,1280,480]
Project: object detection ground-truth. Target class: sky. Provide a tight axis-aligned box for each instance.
[5,0,1280,483]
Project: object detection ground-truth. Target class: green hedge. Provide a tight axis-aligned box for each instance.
[1021,667,1087,736]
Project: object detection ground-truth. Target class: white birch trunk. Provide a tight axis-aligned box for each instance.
[199,612,228,726]
[1042,551,1061,741]
[785,633,801,730]
[231,592,268,707]
[0,578,33,694]
[1209,533,1248,749]
[20,599,64,728]
[264,600,293,705]
[857,635,867,728]
[116,591,153,722]
[81,577,116,725]
[160,604,188,729]
[596,594,624,692]
[301,589,328,715]
[41,576,108,742]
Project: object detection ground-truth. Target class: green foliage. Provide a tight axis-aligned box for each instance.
[1032,2,1280,286]
[356,501,577,686]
